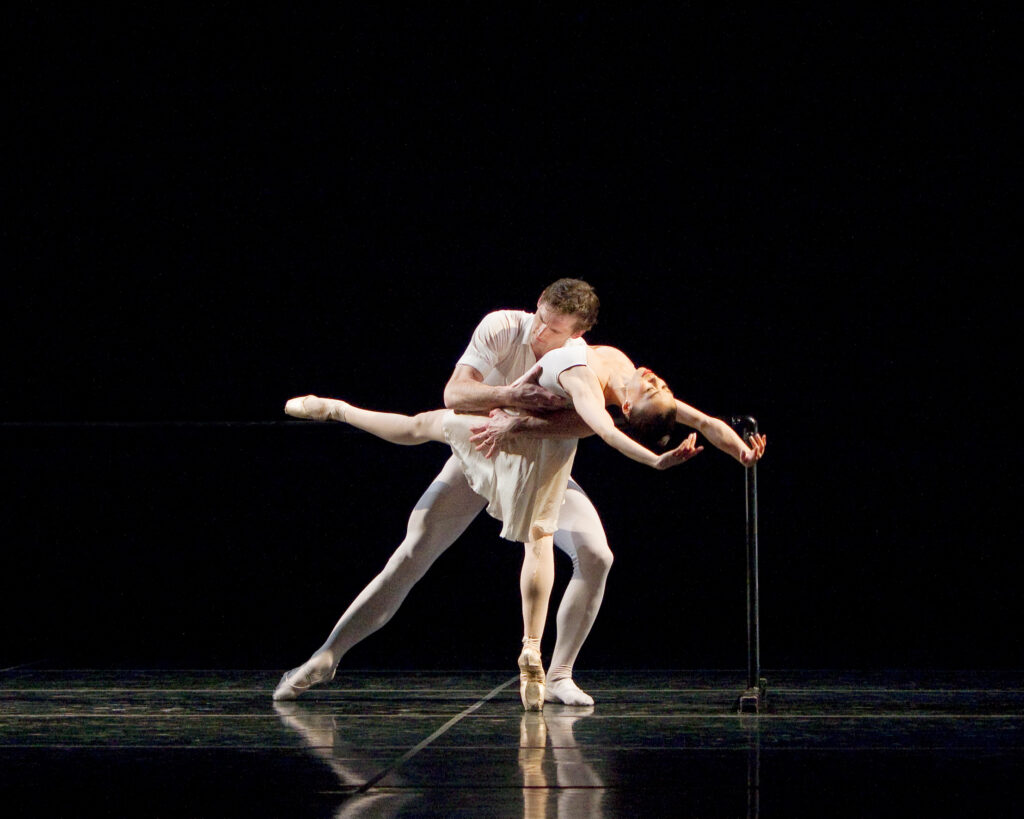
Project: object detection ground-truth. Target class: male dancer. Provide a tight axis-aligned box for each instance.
[274,279,607,705]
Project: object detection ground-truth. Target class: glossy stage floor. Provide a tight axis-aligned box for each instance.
[2,667,1021,817]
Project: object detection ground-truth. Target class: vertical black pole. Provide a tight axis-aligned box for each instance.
[746,433,760,691]
[733,416,766,713]
[746,716,762,819]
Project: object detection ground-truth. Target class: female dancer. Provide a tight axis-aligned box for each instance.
[278,343,765,708]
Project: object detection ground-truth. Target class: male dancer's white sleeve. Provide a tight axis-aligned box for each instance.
[456,310,530,383]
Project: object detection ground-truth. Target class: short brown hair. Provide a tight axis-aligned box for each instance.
[539,278,599,333]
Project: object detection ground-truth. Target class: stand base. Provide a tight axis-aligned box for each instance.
[737,678,768,714]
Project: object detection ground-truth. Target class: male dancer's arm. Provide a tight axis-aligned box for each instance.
[468,408,593,457]
[446,362,591,458]
[444,363,569,412]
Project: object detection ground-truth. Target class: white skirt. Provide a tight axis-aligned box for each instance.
[443,411,578,543]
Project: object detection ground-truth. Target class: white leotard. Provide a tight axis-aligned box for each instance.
[530,344,588,400]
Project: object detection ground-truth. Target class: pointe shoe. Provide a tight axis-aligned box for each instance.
[518,646,546,711]
[272,656,336,701]
[284,395,342,422]
[285,396,312,418]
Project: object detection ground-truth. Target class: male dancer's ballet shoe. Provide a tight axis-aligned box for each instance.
[544,677,595,707]
[518,646,546,711]
[272,654,336,701]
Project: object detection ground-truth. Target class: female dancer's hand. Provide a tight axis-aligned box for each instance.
[739,433,767,467]
[654,432,704,470]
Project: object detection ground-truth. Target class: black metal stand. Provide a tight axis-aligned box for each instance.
[731,416,767,714]
[744,715,762,819]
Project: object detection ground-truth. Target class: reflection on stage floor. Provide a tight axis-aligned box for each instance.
[2,668,1022,817]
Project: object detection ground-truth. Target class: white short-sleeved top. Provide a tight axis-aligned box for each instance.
[456,310,586,385]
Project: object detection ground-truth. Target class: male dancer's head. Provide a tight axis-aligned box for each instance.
[530,278,600,358]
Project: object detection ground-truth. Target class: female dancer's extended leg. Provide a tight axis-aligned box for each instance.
[285,395,448,445]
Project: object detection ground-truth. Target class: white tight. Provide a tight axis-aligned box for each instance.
[549,481,613,683]
[297,399,614,685]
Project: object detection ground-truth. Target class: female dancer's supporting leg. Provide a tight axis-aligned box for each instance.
[519,533,554,711]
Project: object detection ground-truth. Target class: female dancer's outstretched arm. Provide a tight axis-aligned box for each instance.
[556,368,703,469]
[671,398,767,466]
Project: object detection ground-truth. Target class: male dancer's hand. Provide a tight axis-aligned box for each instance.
[470,408,520,459]
[654,433,704,470]
[507,363,570,411]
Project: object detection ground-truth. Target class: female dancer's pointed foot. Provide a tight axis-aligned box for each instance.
[518,647,546,711]
[284,396,314,418]
[284,396,347,422]
[272,653,336,701]
[544,677,594,706]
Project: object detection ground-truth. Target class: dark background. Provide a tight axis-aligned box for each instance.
[4,7,1016,672]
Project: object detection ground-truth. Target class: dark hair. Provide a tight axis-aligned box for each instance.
[539,278,599,333]
[625,400,677,451]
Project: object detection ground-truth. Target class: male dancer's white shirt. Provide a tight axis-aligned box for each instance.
[456,310,586,386]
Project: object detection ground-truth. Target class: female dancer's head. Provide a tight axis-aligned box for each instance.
[622,367,677,448]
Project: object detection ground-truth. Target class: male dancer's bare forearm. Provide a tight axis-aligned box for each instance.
[503,409,594,439]
[467,407,593,458]
[445,365,570,413]
[443,377,517,412]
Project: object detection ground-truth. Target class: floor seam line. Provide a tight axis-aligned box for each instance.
[354,675,518,794]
